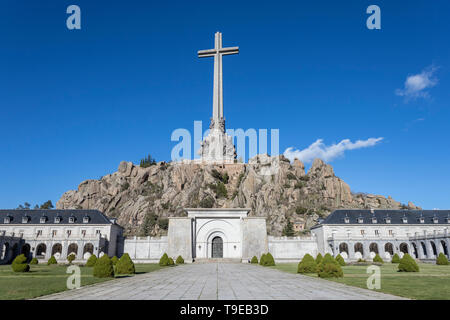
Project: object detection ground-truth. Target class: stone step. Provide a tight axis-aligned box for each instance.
[193,258,242,263]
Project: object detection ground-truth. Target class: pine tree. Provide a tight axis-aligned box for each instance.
[282,220,295,237]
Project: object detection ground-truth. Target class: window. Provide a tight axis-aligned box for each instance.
[358,217,364,224]
[433,217,439,224]
[69,216,75,224]
[40,216,47,223]
[385,218,391,224]
[81,230,86,237]
[344,217,350,224]
[66,230,72,237]
[389,230,393,236]
[52,230,57,237]
[96,230,101,235]
[375,230,380,236]
[360,230,365,235]
[371,217,377,224]
[419,217,425,224]
[54,216,61,223]
[83,216,90,223]
[36,230,42,237]
[4,217,11,224]
[402,217,408,224]
[22,216,29,224]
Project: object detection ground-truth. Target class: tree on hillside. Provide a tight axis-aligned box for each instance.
[140,154,156,168]
[282,220,295,237]
[40,200,54,209]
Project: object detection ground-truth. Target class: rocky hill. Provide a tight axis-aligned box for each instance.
[56,155,420,236]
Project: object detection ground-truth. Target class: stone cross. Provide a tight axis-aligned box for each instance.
[198,32,239,132]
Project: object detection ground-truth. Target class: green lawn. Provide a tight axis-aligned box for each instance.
[270,262,450,300]
[0,263,163,300]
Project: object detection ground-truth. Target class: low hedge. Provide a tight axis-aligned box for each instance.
[391,253,400,263]
[315,253,323,264]
[335,254,346,266]
[250,256,258,264]
[67,253,76,264]
[111,256,119,266]
[318,262,343,278]
[259,254,266,266]
[176,255,185,264]
[297,254,317,273]
[116,253,135,274]
[47,255,57,265]
[11,254,30,273]
[263,253,275,266]
[159,253,169,266]
[436,253,449,265]
[93,254,114,278]
[86,254,97,267]
[373,254,384,263]
[30,257,39,265]
[168,257,175,266]
[398,253,419,272]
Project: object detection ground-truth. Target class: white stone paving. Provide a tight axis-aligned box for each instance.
[37,263,406,300]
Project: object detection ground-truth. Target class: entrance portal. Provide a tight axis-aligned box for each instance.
[211,236,223,258]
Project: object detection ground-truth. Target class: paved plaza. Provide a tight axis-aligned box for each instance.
[38,262,404,300]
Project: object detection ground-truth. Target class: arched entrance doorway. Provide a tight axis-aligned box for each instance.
[399,243,409,254]
[430,241,437,257]
[21,244,31,260]
[1,242,9,260]
[441,241,448,257]
[211,236,223,258]
[385,243,394,255]
[36,243,46,258]
[52,243,62,256]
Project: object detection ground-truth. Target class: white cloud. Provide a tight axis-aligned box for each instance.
[395,66,438,100]
[283,137,383,163]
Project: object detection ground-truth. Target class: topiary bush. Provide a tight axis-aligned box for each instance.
[67,253,76,264]
[159,253,169,266]
[259,254,266,266]
[111,256,119,266]
[86,254,97,267]
[11,254,30,272]
[318,262,343,278]
[398,253,419,272]
[250,256,258,264]
[93,254,115,278]
[168,257,175,266]
[436,253,449,265]
[315,253,323,264]
[47,255,57,265]
[30,257,39,265]
[115,253,135,274]
[335,254,346,266]
[263,253,275,266]
[373,254,384,263]
[391,253,400,263]
[176,255,185,264]
[297,254,317,273]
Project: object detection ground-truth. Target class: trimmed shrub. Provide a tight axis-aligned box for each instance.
[93,254,115,278]
[398,253,419,272]
[297,254,317,273]
[250,256,258,264]
[30,257,39,265]
[436,253,449,265]
[335,254,346,266]
[357,258,366,263]
[259,254,266,266]
[111,256,119,265]
[159,253,169,266]
[67,253,76,264]
[315,253,323,264]
[373,254,384,263]
[11,254,30,272]
[116,253,135,274]
[176,255,185,264]
[318,262,343,278]
[86,254,97,267]
[168,257,175,266]
[47,255,57,265]
[263,253,275,266]
[391,253,400,263]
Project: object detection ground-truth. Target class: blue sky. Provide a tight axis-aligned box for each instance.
[0,1,449,209]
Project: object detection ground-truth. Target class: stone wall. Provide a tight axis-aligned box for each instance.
[123,236,168,262]
[268,236,318,262]
[241,217,268,262]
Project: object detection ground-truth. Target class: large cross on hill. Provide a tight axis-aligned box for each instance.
[198,32,239,132]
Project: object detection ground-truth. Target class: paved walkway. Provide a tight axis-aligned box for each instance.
[38,263,404,300]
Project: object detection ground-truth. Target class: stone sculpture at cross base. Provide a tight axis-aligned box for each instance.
[196,31,238,164]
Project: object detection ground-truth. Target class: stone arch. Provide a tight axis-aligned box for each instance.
[21,243,31,259]
[36,243,46,257]
[369,243,379,254]
[441,240,448,257]
[430,241,437,256]
[51,243,62,256]
[354,242,364,255]
[83,243,94,254]
[384,243,394,255]
[411,242,418,258]
[420,242,427,257]
[339,242,349,255]
[1,242,9,260]
[399,243,409,254]
[67,243,78,258]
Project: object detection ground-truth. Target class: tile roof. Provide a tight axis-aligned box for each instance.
[0,209,116,225]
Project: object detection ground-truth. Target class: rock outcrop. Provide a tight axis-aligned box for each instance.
[56,156,420,236]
